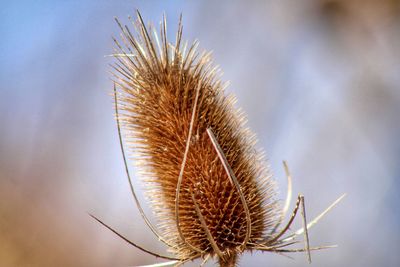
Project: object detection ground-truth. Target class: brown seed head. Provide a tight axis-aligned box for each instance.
[111,12,284,265]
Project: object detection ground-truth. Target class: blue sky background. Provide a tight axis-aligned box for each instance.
[1,1,399,266]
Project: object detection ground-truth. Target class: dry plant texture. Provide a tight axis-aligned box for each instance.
[106,11,341,267]
[3,1,399,266]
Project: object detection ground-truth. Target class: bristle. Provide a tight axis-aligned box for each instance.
[112,13,280,263]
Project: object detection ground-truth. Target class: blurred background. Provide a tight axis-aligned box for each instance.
[1,0,399,266]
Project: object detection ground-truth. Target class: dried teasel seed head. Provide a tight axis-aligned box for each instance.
[108,11,343,267]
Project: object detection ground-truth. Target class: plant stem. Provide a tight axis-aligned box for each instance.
[219,254,237,267]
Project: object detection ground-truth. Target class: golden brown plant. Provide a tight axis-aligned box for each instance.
[91,11,345,267]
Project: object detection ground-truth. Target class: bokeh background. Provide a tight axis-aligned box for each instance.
[1,0,399,266]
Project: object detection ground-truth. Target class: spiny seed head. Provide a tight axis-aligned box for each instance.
[112,12,281,264]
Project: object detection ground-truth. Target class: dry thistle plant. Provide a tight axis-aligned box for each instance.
[91,11,345,267]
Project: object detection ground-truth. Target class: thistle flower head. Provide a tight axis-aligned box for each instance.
[102,11,344,267]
